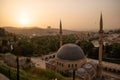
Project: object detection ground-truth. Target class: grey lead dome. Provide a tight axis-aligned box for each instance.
[57,44,85,60]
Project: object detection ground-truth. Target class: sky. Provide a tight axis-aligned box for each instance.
[0,0,120,31]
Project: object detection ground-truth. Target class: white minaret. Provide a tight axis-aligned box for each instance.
[59,20,63,47]
[98,13,104,79]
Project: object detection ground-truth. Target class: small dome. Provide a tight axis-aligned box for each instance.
[87,61,97,69]
[57,43,85,60]
[76,68,89,79]
[82,63,95,76]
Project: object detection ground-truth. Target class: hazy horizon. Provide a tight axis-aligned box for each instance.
[0,0,120,31]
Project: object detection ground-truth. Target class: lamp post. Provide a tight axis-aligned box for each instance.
[73,69,76,80]
[16,56,20,80]
[13,36,20,80]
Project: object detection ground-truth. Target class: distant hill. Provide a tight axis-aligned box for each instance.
[3,27,80,37]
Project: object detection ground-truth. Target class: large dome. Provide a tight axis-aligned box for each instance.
[57,43,85,60]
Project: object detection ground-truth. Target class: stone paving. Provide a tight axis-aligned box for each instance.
[31,57,46,69]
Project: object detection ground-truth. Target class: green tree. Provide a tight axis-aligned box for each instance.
[12,38,36,56]
[76,40,94,56]
[109,43,120,58]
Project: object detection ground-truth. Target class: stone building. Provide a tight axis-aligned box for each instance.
[46,43,97,80]
[46,13,104,80]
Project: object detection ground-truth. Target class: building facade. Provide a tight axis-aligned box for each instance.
[46,43,98,80]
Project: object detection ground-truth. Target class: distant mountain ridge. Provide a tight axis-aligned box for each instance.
[3,27,79,37]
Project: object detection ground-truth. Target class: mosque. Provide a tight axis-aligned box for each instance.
[45,14,104,80]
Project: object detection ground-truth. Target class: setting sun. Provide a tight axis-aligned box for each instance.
[0,0,120,30]
[18,12,31,27]
[20,18,29,25]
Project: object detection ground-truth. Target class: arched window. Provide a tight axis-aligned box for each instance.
[59,63,61,66]
[62,64,64,67]
[75,64,77,67]
[53,55,55,58]
[57,62,58,65]
[72,64,74,68]
[68,64,70,68]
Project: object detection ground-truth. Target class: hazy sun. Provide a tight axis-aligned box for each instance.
[18,12,30,26]
[20,18,29,25]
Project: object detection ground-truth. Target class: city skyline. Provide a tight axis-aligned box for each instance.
[0,0,120,31]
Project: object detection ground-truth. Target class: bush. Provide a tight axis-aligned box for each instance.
[0,65,65,80]
[0,65,30,80]
[25,68,65,80]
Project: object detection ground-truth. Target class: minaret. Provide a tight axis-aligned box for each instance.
[59,20,63,47]
[98,13,104,79]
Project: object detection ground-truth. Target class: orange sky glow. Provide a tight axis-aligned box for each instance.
[0,0,120,31]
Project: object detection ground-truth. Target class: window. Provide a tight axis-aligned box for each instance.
[53,55,55,58]
[68,64,70,68]
[75,64,77,67]
[62,64,64,67]
[72,64,74,68]
[59,63,61,66]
